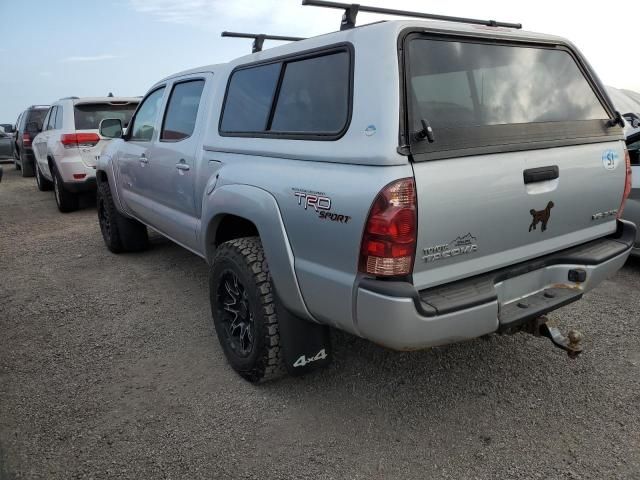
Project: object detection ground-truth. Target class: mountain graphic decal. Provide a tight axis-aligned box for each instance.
[449,233,477,248]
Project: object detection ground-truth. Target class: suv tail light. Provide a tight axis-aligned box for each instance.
[22,132,32,147]
[359,178,417,277]
[60,133,100,148]
[617,148,632,219]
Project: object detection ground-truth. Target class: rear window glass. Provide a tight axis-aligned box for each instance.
[220,49,351,136]
[74,103,138,130]
[408,39,608,131]
[26,109,48,130]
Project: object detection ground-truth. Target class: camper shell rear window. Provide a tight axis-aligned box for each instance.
[402,32,621,161]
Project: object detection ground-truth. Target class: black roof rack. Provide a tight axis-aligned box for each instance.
[59,96,79,100]
[221,31,306,53]
[302,0,522,31]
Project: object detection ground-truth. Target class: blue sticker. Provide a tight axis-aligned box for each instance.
[602,150,619,170]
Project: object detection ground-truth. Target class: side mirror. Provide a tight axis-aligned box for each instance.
[99,118,123,139]
[26,121,39,132]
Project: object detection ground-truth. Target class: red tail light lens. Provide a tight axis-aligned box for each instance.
[359,178,417,277]
[22,132,32,147]
[617,149,632,219]
[60,133,100,148]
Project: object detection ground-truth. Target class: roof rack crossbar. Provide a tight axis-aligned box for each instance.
[221,31,306,53]
[301,0,522,30]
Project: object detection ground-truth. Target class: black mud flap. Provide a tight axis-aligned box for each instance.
[275,295,332,376]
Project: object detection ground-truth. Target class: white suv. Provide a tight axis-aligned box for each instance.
[32,96,140,212]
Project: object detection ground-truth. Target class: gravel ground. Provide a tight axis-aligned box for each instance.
[1,165,639,480]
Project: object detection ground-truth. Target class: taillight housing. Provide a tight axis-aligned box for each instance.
[359,178,417,277]
[60,133,100,148]
[617,148,632,218]
[22,132,32,147]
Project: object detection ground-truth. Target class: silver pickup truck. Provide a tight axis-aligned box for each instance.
[96,2,636,382]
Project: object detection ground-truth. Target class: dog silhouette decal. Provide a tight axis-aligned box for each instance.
[529,201,554,232]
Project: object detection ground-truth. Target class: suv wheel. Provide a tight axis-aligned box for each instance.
[34,161,52,191]
[97,178,148,253]
[210,237,285,383]
[52,165,79,212]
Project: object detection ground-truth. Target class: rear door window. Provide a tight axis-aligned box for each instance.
[41,108,53,131]
[74,103,138,130]
[54,106,63,129]
[46,107,57,130]
[219,46,352,138]
[161,79,205,141]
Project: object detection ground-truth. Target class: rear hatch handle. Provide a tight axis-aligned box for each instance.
[523,165,559,184]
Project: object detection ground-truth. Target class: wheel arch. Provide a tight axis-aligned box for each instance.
[202,184,314,322]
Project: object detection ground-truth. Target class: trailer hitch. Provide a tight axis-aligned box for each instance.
[532,316,584,359]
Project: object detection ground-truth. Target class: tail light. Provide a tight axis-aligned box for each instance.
[60,133,100,148]
[617,148,632,219]
[359,178,417,277]
[22,132,32,147]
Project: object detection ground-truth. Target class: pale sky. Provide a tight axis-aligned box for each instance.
[1,0,639,122]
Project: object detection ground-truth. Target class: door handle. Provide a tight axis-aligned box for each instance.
[523,166,559,184]
[139,155,149,164]
[175,160,190,171]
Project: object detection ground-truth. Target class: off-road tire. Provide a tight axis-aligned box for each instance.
[97,179,148,253]
[210,237,286,383]
[34,161,52,191]
[52,165,78,212]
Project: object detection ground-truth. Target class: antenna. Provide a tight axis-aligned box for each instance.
[221,31,306,53]
[301,0,522,31]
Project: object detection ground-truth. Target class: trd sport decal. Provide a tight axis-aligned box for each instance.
[529,201,554,232]
[292,188,351,224]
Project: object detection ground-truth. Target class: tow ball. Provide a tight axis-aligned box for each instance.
[529,316,584,359]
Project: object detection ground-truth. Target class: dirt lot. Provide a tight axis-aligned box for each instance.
[1,165,639,480]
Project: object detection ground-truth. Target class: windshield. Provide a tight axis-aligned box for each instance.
[407,39,608,131]
[74,103,138,130]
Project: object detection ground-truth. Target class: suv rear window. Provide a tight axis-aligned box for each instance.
[405,36,615,160]
[74,103,138,130]
[220,48,351,138]
[25,109,48,130]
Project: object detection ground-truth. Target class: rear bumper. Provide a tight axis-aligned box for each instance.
[62,177,97,193]
[57,152,97,192]
[355,220,636,350]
